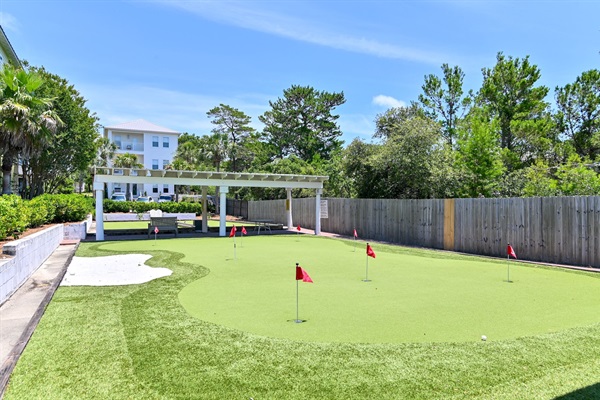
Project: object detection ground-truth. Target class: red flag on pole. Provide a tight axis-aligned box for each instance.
[154,226,159,234]
[295,265,313,283]
[241,226,247,235]
[229,225,237,238]
[296,225,301,232]
[353,228,358,238]
[366,243,376,258]
[507,244,517,259]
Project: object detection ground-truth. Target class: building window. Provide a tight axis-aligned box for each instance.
[163,137,169,148]
[163,160,169,169]
[152,159,159,170]
[163,184,169,193]
[152,184,158,193]
[152,136,159,147]
[114,135,122,149]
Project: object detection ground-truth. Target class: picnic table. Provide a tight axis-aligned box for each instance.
[254,219,273,235]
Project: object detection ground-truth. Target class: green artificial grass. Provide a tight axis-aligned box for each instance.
[4,236,600,399]
[104,219,236,229]
[178,236,600,343]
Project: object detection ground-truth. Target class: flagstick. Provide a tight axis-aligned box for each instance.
[295,263,302,323]
[506,254,510,283]
[296,279,300,323]
[363,250,371,282]
[233,235,237,260]
[353,232,356,252]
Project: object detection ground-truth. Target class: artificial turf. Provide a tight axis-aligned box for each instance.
[178,235,600,343]
[4,235,600,399]
[103,219,236,230]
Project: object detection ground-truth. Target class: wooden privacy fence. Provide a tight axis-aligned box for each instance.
[226,199,248,219]
[248,196,600,268]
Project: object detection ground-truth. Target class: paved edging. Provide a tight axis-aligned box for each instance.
[0,242,78,397]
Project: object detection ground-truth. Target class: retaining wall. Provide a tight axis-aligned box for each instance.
[0,225,64,305]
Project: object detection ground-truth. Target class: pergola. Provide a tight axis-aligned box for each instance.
[92,167,328,240]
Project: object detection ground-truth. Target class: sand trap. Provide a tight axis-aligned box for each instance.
[61,254,172,286]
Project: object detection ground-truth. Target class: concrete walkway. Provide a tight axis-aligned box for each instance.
[0,242,78,395]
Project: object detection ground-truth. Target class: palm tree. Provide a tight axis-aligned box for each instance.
[174,141,200,168]
[202,132,229,212]
[96,137,118,167]
[0,64,61,195]
[113,152,142,200]
[91,137,118,197]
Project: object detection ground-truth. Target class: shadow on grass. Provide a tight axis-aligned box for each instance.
[554,382,600,399]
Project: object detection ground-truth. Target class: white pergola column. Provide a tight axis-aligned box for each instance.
[219,186,228,237]
[201,186,208,233]
[286,188,293,230]
[93,182,105,241]
[315,188,322,235]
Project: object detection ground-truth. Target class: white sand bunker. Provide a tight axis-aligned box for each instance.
[61,254,172,286]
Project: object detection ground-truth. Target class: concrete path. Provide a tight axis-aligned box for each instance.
[0,242,78,395]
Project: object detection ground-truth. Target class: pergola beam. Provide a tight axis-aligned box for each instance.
[92,167,328,240]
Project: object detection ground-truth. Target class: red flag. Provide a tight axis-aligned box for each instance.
[353,228,358,238]
[296,225,301,232]
[507,244,517,259]
[241,226,247,235]
[366,243,376,258]
[229,225,237,238]
[295,265,313,283]
[154,226,159,234]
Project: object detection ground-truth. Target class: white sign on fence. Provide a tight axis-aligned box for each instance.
[320,200,328,219]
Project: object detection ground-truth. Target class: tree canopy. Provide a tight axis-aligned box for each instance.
[259,85,345,162]
[4,54,599,202]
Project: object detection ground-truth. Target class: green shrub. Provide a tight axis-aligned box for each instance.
[0,195,30,240]
[0,194,93,241]
[36,194,94,223]
[27,196,51,228]
[103,199,132,213]
[131,202,155,214]
[101,200,203,215]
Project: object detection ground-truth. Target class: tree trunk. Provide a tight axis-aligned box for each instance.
[1,149,16,195]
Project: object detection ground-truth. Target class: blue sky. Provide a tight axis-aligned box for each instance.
[1,0,598,146]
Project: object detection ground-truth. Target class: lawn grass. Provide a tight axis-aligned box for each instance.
[4,236,600,399]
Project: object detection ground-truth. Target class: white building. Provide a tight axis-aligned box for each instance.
[1,25,23,194]
[103,119,180,200]
[0,25,20,67]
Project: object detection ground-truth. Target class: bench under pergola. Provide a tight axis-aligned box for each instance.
[92,167,328,240]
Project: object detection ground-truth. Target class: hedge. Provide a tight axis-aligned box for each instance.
[1,194,208,241]
[102,200,205,215]
[0,194,94,241]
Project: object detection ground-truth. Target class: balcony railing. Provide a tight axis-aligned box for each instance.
[115,142,143,152]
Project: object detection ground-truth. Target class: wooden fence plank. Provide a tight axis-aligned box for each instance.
[248,196,600,267]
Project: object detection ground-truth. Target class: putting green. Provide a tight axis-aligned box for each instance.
[101,235,600,343]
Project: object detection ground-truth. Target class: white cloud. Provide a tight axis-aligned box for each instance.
[0,12,20,33]
[372,95,406,109]
[339,113,376,143]
[154,1,447,64]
